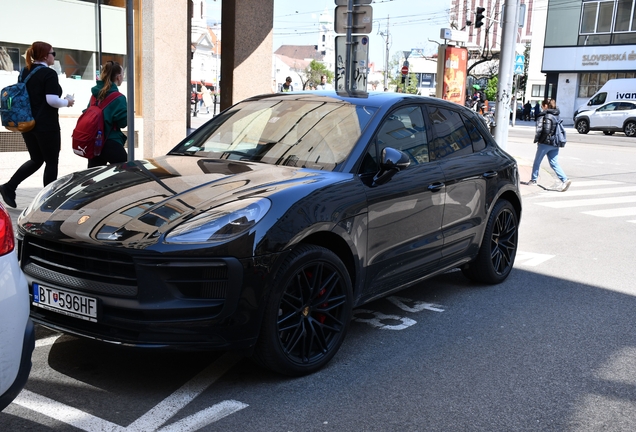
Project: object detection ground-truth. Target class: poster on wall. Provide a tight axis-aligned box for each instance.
[441,46,468,105]
[0,46,21,72]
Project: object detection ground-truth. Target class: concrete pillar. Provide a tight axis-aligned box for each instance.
[142,0,189,158]
[220,0,274,110]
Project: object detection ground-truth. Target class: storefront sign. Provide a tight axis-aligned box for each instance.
[543,46,636,72]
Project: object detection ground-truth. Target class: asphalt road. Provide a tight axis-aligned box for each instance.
[2,125,636,431]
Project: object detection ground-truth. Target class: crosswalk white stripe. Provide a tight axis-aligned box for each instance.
[582,207,636,217]
[533,185,636,198]
[569,180,624,187]
[537,195,636,208]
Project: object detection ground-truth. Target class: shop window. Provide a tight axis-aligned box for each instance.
[578,72,636,98]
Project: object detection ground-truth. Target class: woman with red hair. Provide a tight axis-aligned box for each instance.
[0,41,74,209]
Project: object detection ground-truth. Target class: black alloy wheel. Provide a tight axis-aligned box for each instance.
[624,121,636,137]
[576,119,590,134]
[462,199,518,284]
[254,244,352,376]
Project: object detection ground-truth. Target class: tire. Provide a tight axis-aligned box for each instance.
[576,119,590,134]
[253,244,352,376]
[624,121,636,137]
[462,200,518,284]
[603,130,615,136]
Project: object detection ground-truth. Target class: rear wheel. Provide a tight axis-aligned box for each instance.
[462,200,518,284]
[624,121,636,137]
[576,119,590,134]
[253,244,352,376]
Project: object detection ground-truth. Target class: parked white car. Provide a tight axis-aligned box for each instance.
[574,101,636,137]
[0,202,34,411]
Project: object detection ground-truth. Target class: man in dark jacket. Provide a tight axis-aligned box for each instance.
[528,100,571,191]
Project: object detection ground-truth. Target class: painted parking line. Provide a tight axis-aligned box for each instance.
[12,351,246,431]
[35,334,61,348]
[514,251,555,266]
[13,390,125,432]
[158,400,248,432]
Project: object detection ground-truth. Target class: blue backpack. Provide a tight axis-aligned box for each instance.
[0,65,44,132]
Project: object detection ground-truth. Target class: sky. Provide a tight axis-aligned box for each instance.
[205,0,450,67]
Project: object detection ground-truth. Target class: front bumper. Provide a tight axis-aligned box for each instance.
[21,235,285,350]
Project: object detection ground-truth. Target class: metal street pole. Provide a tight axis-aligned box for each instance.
[492,0,521,150]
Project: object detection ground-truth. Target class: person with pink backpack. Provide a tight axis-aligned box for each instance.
[82,61,128,168]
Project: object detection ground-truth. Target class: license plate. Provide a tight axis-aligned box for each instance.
[32,283,98,322]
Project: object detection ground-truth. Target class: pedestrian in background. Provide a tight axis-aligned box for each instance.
[85,61,128,168]
[533,101,541,121]
[280,77,293,92]
[0,41,74,209]
[528,99,571,192]
[316,74,333,90]
[523,100,532,121]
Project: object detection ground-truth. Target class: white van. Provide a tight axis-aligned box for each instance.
[574,78,636,119]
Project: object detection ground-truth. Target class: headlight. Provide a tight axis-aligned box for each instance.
[18,173,74,222]
[165,197,271,244]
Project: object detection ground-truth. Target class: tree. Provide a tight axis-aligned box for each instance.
[485,76,498,101]
[303,60,334,90]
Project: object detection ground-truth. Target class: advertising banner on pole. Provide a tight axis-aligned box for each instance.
[441,46,468,105]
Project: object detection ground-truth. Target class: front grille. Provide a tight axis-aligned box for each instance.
[23,236,136,287]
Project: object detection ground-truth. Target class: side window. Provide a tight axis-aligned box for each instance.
[367,106,430,169]
[426,106,473,160]
[462,116,487,152]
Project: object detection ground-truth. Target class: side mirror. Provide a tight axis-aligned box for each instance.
[372,147,411,186]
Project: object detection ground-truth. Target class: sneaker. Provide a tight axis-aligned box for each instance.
[526,180,537,186]
[0,184,17,208]
[559,179,572,192]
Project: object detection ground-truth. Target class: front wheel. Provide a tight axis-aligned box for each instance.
[253,244,352,376]
[624,121,636,137]
[462,200,518,284]
[576,119,590,134]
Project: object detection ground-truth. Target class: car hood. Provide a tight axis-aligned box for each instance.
[19,155,350,245]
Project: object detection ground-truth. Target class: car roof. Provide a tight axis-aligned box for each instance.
[242,91,463,110]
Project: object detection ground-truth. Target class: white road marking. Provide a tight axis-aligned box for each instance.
[158,400,248,432]
[536,195,636,208]
[568,180,624,187]
[514,251,555,266]
[629,220,636,224]
[387,296,445,313]
[126,352,243,432]
[352,309,416,330]
[533,185,636,198]
[582,207,636,217]
[35,334,61,348]
[13,390,125,432]
[11,352,245,432]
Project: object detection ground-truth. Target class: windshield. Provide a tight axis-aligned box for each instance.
[171,99,378,171]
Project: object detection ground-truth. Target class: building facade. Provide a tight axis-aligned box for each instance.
[541,0,636,121]
[1,0,274,160]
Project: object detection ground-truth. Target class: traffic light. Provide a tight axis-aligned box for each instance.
[475,7,486,28]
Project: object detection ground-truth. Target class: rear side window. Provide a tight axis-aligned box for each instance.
[462,116,487,152]
[426,106,473,160]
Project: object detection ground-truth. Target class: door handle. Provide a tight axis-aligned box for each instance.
[482,171,498,178]
[428,182,444,192]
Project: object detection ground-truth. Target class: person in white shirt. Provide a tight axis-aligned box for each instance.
[316,75,333,90]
